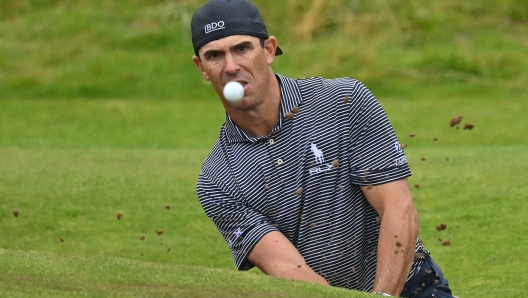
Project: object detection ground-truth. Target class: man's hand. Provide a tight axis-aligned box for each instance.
[361,178,419,296]
[248,231,330,286]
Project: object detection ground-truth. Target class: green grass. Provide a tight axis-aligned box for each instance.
[0,249,371,298]
[406,146,528,297]
[1,0,528,99]
[0,99,224,149]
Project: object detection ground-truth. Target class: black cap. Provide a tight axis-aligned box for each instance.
[191,0,283,56]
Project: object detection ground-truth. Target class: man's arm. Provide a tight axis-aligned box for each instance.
[248,231,330,286]
[361,178,419,296]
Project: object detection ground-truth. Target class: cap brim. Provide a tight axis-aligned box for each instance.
[276,46,283,56]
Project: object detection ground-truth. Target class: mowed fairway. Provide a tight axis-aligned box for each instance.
[1,94,527,297]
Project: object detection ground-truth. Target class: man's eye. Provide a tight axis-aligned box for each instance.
[237,46,248,52]
[205,52,221,60]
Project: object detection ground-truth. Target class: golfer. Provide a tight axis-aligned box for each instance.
[191,1,454,297]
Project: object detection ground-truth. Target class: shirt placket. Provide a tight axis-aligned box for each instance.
[261,136,287,223]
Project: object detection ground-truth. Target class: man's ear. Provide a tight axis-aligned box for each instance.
[192,55,210,81]
[264,36,278,65]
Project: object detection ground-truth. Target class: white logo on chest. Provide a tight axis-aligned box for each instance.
[308,143,334,176]
[310,143,324,164]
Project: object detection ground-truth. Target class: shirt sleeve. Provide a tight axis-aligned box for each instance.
[197,172,279,271]
[347,81,411,185]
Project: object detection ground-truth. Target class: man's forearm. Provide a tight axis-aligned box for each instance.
[262,261,330,286]
[372,204,418,295]
[249,231,330,287]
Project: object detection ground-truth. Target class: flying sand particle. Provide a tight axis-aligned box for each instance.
[294,187,304,196]
[463,123,474,130]
[332,159,340,168]
[293,106,301,113]
[13,210,19,217]
[410,133,416,137]
[436,223,447,231]
[414,184,420,189]
[165,205,170,210]
[60,238,64,243]
[442,240,451,246]
[343,95,350,104]
[117,213,123,220]
[156,229,163,236]
[285,112,294,120]
[140,236,145,241]
[421,156,426,161]
[450,116,463,127]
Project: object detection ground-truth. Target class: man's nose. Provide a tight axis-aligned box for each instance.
[224,53,240,75]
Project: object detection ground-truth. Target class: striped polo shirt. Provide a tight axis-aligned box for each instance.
[196,74,429,292]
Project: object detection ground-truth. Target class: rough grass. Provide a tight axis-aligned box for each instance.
[1,0,527,99]
[0,249,372,298]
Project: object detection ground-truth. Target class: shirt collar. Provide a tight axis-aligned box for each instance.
[224,74,303,144]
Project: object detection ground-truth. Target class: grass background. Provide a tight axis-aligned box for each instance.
[1,0,528,297]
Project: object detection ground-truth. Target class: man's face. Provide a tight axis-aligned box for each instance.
[193,35,277,109]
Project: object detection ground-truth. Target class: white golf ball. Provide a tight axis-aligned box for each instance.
[223,81,245,102]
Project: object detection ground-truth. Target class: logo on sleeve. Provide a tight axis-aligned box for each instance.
[394,141,403,153]
[205,21,225,34]
[393,141,408,165]
[227,227,243,247]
